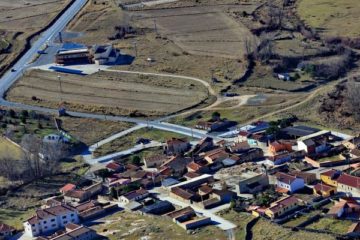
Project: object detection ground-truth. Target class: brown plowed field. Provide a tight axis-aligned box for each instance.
[6,70,209,117]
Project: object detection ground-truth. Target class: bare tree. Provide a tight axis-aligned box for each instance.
[346,80,360,120]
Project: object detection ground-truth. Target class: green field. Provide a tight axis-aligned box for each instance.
[298,0,360,38]
[0,137,24,160]
[93,128,189,157]
[306,217,352,234]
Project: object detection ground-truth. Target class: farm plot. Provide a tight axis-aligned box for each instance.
[136,6,254,59]
[6,70,209,117]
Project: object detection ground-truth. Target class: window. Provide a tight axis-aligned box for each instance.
[62,216,67,219]
[71,213,74,217]
[52,224,56,227]
[63,221,68,224]
[44,226,47,229]
[51,219,55,222]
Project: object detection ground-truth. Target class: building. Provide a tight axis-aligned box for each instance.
[289,171,316,184]
[64,182,103,203]
[143,154,169,168]
[313,183,337,197]
[0,223,15,240]
[118,189,149,204]
[167,207,211,230]
[297,130,331,154]
[320,169,341,187]
[336,173,360,197]
[23,204,79,237]
[105,162,123,172]
[91,44,119,65]
[36,223,97,240]
[269,141,293,155]
[275,172,304,193]
[164,138,190,155]
[141,200,175,215]
[327,198,360,218]
[195,120,234,132]
[237,173,269,194]
[265,196,302,219]
[280,125,320,139]
[55,48,92,65]
[59,184,76,195]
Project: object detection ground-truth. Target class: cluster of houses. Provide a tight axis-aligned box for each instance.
[7,118,360,239]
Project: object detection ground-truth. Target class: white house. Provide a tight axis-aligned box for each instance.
[118,189,149,204]
[275,172,304,193]
[92,44,119,65]
[23,204,79,237]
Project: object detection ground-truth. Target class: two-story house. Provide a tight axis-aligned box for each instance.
[275,172,304,193]
[23,204,79,237]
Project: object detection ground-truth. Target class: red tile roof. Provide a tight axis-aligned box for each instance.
[337,173,360,189]
[171,187,194,200]
[275,172,298,184]
[106,162,121,171]
[187,162,203,171]
[59,183,76,193]
[268,196,300,214]
[313,183,335,192]
[321,169,338,177]
[0,223,15,233]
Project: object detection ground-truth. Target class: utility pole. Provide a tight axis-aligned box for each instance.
[132,41,138,57]
[58,75,63,103]
[153,19,158,35]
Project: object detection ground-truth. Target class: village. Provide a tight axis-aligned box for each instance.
[2,111,360,239]
[1,0,360,239]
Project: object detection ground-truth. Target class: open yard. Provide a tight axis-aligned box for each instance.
[0,0,71,75]
[7,69,209,117]
[93,128,188,157]
[0,137,24,160]
[306,217,353,235]
[91,210,227,240]
[297,0,360,38]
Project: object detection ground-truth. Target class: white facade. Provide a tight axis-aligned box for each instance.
[277,178,304,193]
[23,206,79,237]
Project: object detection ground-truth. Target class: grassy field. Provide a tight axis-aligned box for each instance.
[252,218,336,240]
[297,0,360,38]
[219,211,335,240]
[93,128,188,157]
[306,217,352,234]
[283,211,322,228]
[92,210,227,240]
[219,210,254,239]
[7,70,209,117]
[59,116,134,146]
[0,137,24,160]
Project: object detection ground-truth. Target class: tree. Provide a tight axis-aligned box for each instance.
[211,112,221,121]
[131,155,141,166]
[346,79,360,120]
[110,187,118,199]
[8,109,15,118]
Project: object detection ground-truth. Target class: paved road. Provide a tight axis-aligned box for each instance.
[89,124,146,152]
[0,0,88,97]
[86,141,164,164]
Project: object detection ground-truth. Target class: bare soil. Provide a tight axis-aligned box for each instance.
[6,69,209,117]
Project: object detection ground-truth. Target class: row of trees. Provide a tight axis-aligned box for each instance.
[0,134,68,185]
